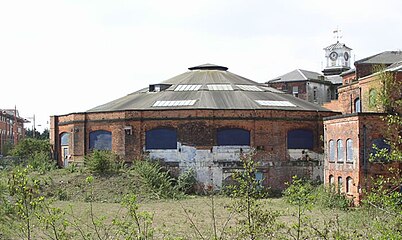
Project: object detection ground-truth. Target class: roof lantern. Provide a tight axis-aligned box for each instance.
[188,63,228,71]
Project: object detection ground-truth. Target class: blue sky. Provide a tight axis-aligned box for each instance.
[1,0,401,132]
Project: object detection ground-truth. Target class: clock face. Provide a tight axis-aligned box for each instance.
[344,52,349,61]
[329,51,338,61]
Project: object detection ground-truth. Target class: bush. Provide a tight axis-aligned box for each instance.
[84,150,122,174]
[10,138,55,172]
[177,168,197,194]
[315,185,351,210]
[11,138,51,160]
[131,160,180,199]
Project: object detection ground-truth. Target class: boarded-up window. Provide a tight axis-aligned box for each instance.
[217,128,250,146]
[89,130,112,150]
[370,138,391,161]
[329,140,335,161]
[287,129,313,149]
[337,139,344,162]
[60,132,70,146]
[146,128,177,149]
[346,139,353,162]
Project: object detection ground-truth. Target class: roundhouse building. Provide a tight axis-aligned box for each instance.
[50,64,336,190]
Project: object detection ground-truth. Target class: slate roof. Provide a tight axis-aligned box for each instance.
[267,69,327,83]
[355,51,402,65]
[323,42,352,51]
[88,64,331,112]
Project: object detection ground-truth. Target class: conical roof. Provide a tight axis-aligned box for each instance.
[88,64,331,112]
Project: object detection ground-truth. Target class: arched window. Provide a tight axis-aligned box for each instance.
[338,176,343,193]
[337,139,344,162]
[346,139,353,162]
[217,128,250,146]
[346,176,353,194]
[329,175,334,185]
[146,128,177,149]
[354,98,361,113]
[369,89,377,107]
[329,140,335,162]
[60,132,70,146]
[287,129,314,149]
[89,130,112,150]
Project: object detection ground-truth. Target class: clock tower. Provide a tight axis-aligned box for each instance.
[322,31,352,76]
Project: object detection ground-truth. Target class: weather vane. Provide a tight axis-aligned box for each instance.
[333,27,342,42]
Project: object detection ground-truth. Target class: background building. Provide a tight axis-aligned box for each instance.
[266,40,350,106]
[0,108,28,155]
[323,51,402,204]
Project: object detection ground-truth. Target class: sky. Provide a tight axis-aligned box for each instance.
[1,0,401,132]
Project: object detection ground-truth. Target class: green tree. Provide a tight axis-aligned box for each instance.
[8,166,44,239]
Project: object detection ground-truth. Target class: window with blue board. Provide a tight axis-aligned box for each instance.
[60,132,70,146]
[146,128,177,149]
[287,129,314,149]
[217,128,250,146]
[370,138,391,161]
[89,130,112,150]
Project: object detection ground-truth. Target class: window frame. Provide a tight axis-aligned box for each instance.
[337,139,344,162]
[328,140,335,162]
[346,138,353,163]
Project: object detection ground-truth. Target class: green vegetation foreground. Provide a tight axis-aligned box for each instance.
[0,140,401,239]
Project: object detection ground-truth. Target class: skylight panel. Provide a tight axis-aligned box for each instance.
[236,85,263,91]
[174,85,202,91]
[255,100,296,107]
[207,84,233,91]
[152,100,197,107]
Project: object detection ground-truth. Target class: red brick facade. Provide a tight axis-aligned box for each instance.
[51,109,336,190]
[0,109,26,155]
[324,113,402,204]
[323,54,402,204]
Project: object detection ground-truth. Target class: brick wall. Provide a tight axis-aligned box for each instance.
[324,113,400,204]
[52,109,337,191]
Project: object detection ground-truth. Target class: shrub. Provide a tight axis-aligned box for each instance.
[10,138,55,172]
[314,185,351,210]
[177,168,197,194]
[84,150,122,174]
[131,160,179,199]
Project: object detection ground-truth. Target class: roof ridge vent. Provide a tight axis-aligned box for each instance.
[188,63,228,71]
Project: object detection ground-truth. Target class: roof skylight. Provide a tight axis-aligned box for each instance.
[152,100,197,107]
[255,100,296,107]
[174,85,202,91]
[236,85,263,91]
[207,84,233,91]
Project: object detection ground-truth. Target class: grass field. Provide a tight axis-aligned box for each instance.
[0,163,399,239]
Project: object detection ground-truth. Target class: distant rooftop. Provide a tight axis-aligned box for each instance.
[355,51,402,65]
[267,69,326,83]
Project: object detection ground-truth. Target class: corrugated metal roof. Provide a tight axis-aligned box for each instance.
[355,51,402,65]
[87,64,332,112]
